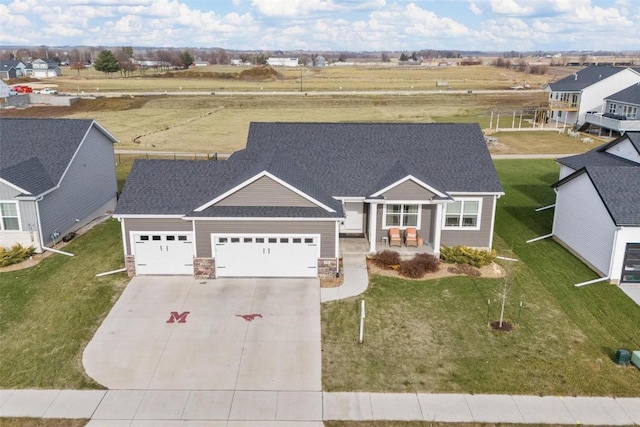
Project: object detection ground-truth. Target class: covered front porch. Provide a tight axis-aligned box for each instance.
[339,237,435,257]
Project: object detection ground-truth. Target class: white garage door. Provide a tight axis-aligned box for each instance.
[133,233,194,275]
[214,234,319,278]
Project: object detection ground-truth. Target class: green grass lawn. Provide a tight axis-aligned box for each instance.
[322,159,640,396]
[0,219,129,389]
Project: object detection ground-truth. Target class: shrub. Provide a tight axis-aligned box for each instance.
[398,258,426,278]
[373,250,401,268]
[413,253,440,273]
[440,245,496,268]
[447,263,481,277]
[0,243,36,267]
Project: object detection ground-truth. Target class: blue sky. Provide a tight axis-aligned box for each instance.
[0,0,638,52]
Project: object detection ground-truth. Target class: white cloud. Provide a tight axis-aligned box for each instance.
[489,0,534,16]
[251,0,338,17]
[470,2,482,15]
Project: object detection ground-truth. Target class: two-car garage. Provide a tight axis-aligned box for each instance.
[213,234,319,278]
[131,231,320,278]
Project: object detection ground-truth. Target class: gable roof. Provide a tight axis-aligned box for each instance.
[244,122,503,196]
[554,166,640,226]
[556,132,640,170]
[605,83,640,105]
[0,118,117,196]
[547,66,636,92]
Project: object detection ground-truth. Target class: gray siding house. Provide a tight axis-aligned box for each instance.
[552,132,640,284]
[114,122,504,279]
[0,118,118,253]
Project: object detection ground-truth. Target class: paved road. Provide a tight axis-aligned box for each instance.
[73,88,544,98]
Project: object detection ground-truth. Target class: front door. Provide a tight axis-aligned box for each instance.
[340,202,364,233]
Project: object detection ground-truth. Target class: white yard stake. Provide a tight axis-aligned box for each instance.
[359,299,365,344]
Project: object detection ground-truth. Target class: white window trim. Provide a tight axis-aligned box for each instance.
[0,201,22,231]
[382,203,421,230]
[442,198,482,231]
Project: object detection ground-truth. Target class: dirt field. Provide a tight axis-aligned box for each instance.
[24,64,573,93]
[2,92,553,153]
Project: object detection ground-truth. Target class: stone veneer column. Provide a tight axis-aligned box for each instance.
[317,258,338,279]
[194,258,215,279]
[125,255,136,277]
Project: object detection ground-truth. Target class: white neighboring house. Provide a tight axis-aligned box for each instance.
[544,66,640,128]
[0,81,11,98]
[25,59,61,78]
[266,57,299,67]
[551,132,640,284]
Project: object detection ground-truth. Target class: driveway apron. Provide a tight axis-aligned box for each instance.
[83,276,321,391]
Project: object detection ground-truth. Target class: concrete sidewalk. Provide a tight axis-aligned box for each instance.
[321,254,368,303]
[2,389,640,425]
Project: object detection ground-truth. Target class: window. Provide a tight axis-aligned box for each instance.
[280,238,289,243]
[304,238,314,244]
[244,237,253,243]
[255,238,265,243]
[231,237,240,243]
[384,204,419,228]
[166,235,175,241]
[140,235,149,241]
[293,238,302,243]
[623,105,637,119]
[152,235,161,241]
[178,235,187,241]
[0,202,20,230]
[608,103,617,114]
[268,238,277,243]
[444,199,481,229]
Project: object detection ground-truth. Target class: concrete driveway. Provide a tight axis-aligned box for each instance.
[83,276,321,391]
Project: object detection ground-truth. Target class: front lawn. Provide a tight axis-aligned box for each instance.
[322,159,640,396]
[0,219,129,389]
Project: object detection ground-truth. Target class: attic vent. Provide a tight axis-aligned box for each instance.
[574,73,577,80]
[599,74,602,78]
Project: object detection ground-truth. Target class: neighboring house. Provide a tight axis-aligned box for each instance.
[24,59,61,78]
[0,60,26,79]
[551,132,640,284]
[0,81,11,98]
[0,118,118,253]
[584,83,640,135]
[544,66,640,128]
[266,57,299,67]
[114,123,504,279]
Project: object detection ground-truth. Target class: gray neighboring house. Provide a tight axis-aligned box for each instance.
[115,122,504,279]
[0,118,118,253]
[0,60,26,79]
[552,132,640,284]
[584,83,640,134]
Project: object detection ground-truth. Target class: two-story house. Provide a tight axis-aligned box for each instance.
[544,66,640,129]
[25,59,61,78]
[584,83,640,135]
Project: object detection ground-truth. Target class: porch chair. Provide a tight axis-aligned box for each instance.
[389,228,402,247]
[405,227,418,247]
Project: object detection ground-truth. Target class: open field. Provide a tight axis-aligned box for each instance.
[2,92,556,154]
[322,159,640,396]
[32,65,572,94]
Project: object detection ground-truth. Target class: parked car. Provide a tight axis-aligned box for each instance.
[13,85,32,93]
[35,87,58,95]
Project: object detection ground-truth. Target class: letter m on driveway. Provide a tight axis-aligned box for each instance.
[166,311,190,323]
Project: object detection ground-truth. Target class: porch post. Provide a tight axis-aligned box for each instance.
[433,203,443,255]
[369,202,377,253]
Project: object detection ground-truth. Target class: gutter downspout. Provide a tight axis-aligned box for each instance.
[34,196,45,253]
[35,196,74,257]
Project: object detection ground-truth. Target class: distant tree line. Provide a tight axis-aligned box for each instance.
[493,57,549,75]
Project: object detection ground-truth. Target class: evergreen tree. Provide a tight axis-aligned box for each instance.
[94,50,120,75]
[179,51,194,69]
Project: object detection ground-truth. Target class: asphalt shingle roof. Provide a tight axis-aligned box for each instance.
[556,132,640,170]
[586,166,640,226]
[555,132,640,226]
[606,83,640,105]
[116,123,503,217]
[547,66,631,92]
[0,118,108,196]
[244,122,503,196]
